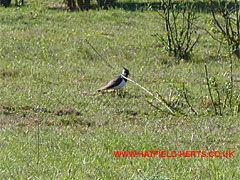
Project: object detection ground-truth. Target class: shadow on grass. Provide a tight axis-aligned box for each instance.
[115,1,237,13]
[46,1,237,14]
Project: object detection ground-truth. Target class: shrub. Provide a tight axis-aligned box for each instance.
[209,0,240,59]
[155,0,200,61]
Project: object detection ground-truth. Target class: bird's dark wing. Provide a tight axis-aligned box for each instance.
[97,75,122,91]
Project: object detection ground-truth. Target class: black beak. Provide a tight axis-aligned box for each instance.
[122,66,128,71]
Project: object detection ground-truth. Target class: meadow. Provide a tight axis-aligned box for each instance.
[1,0,240,179]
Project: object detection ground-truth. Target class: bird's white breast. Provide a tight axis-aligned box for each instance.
[113,79,126,89]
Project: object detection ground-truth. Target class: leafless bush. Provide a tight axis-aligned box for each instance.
[155,0,200,61]
[209,0,240,59]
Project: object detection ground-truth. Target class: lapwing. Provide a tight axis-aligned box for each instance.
[97,67,130,92]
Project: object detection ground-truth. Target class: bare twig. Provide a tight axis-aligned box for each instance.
[223,92,228,110]
[210,0,226,36]
[162,0,172,52]
[188,34,200,54]
[236,95,240,113]
[35,26,42,166]
[236,0,240,43]
[146,100,169,115]
[156,91,186,116]
[182,82,198,116]
[85,39,175,115]
[195,25,223,44]
[156,92,176,111]
[229,52,233,110]
[84,39,119,74]
[146,100,162,111]
[204,60,218,115]
[214,81,222,116]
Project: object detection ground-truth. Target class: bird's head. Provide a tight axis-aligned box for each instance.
[122,66,130,77]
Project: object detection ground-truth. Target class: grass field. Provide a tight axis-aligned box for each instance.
[1,0,240,179]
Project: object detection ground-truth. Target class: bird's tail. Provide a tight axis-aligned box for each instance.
[97,86,108,92]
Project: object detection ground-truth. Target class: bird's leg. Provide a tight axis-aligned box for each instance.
[122,89,125,97]
[117,89,124,97]
[111,89,116,97]
[121,89,125,97]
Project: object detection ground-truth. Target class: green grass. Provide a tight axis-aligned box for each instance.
[1,0,240,179]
